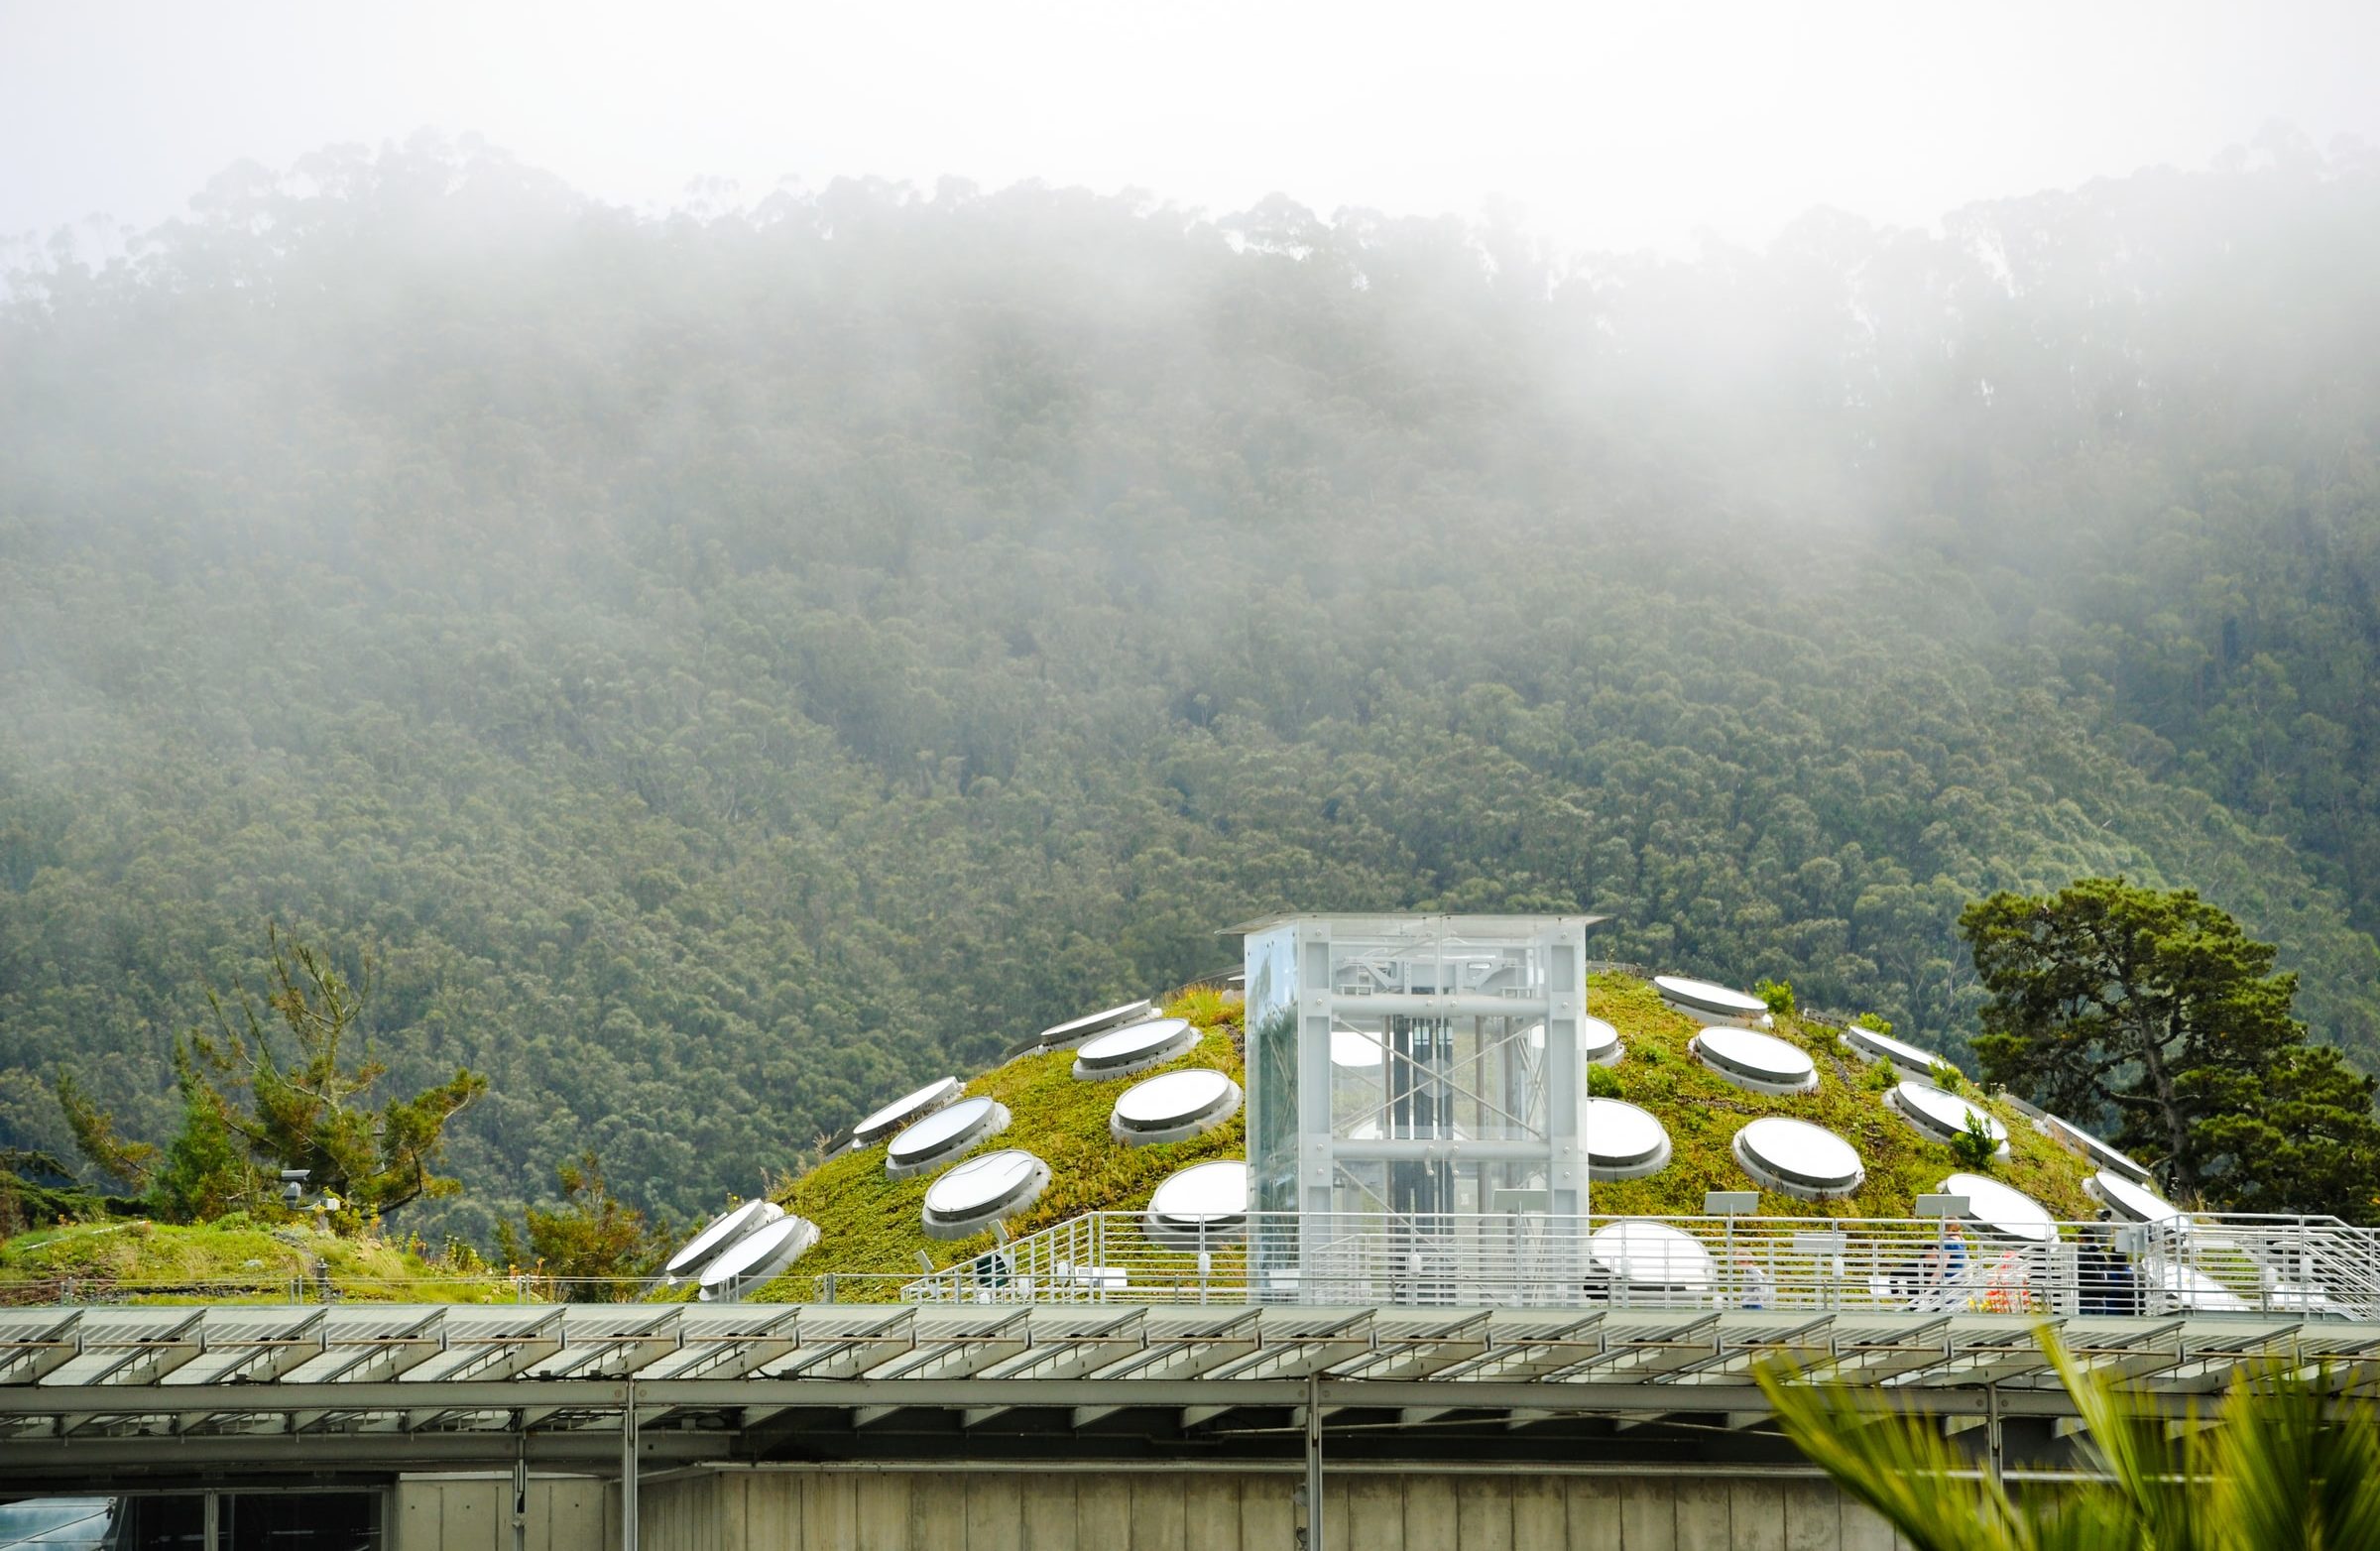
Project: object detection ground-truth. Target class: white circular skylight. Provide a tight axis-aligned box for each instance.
[2047,1116,2153,1183]
[1654,975,1769,1022]
[1144,1160,1249,1244]
[661,1198,784,1282]
[921,1149,1052,1240]
[852,1077,963,1144]
[1111,1068,1243,1145]
[1589,1221,1716,1292]
[1330,1026,1385,1068]
[2088,1169,2187,1229]
[1038,1000,1154,1048]
[1582,1098,1671,1180]
[1890,1082,2010,1155]
[886,1096,1012,1179]
[696,1215,819,1301]
[1843,1024,1945,1073]
[1941,1172,2055,1244]
[1734,1117,1865,1200]
[1581,1016,1622,1067]
[2155,1263,2248,1313]
[1692,1026,1819,1095]
[2265,1282,2343,1317]
[1073,1017,1197,1079]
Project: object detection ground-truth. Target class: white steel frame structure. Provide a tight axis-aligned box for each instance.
[1237,915,1606,1299]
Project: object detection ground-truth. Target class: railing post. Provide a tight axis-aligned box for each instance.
[1299,1371,1324,1551]
[513,1425,530,1551]
[620,1376,639,1551]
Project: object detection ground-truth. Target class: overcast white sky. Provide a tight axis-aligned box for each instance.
[3,0,2376,256]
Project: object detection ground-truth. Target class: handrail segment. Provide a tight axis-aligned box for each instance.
[903,1209,2380,1318]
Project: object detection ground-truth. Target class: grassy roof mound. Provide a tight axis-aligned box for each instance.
[754,985,1245,1300]
[759,973,2100,1298]
[1580,973,2093,1220]
[0,976,2104,1307]
[0,1217,512,1304]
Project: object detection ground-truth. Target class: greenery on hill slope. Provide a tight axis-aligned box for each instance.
[0,1217,505,1304]
[1582,975,2091,1221]
[2,137,2377,1240]
[759,989,1246,1298]
[748,977,2094,1299]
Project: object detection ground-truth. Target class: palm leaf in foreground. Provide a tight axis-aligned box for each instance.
[1757,1328,2380,1551]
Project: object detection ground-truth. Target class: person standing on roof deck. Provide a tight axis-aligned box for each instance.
[1927,1220,1968,1287]
[1733,1252,1773,1311]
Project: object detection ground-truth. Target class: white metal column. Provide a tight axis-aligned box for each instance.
[620,1379,639,1551]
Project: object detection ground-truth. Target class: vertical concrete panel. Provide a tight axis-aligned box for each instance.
[637,1480,662,1551]
[1240,1473,1294,1550]
[808,1473,860,1551]
[393,1482,442,1551]
[643,1478,711,1551]
[856,1475,910,1551]
[1781,1484,1836,1551]
[444,1480,503,1551]
[1345,1475,1405,1551]
[1182,1474,1244,1551]
[1021,1475,1078,1551]
[745,1475,797,1551]
[1458,1478,1514,1551]
[1621,1479,1680,1551]
[1078,1474,1133,1551]
[546,1477,606,1551]
[1405,1476,1459,1551]
[718,1475,749,1551]
[1672,1479,1729,1550]
[1319,1477,1353,1551]
[968,1474,1025,1551]
[912,1474,966,1551]
[1727,1482,1784,1551]
[1511,1476,1566,1551]
[1130,1474,1189,1551]
[1564,1476,1619,1551]
[1837,1499,1895,1551]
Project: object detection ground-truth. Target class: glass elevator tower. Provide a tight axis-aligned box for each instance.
[1238,913,1603,1255]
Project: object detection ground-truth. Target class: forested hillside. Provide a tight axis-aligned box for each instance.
[4,135,2377,1244]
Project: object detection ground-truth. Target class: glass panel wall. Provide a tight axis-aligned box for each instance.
[1244,923,1301,1218]
[1238,913,1597,1297]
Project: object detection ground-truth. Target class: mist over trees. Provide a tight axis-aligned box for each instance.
[3,133,2377,1238]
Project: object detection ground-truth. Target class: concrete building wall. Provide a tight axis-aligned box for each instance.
[619,1467,1914,1551]
[392,1473,615,1550]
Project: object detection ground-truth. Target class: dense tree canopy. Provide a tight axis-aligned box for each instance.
[3,134,2378,1237]
[57,931,486,1227]
[1964,878,2380,1217]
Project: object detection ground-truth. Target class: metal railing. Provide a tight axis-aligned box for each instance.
[902,1209,2380,1319]
[16,1213,2380,1316]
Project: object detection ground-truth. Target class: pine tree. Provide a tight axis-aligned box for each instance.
[1961,877,2380,1219]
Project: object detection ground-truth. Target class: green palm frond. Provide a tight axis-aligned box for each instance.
[2205,1361,2380,1551]
[1761,1327,2380,1551]
[1755,1360,2025,1551]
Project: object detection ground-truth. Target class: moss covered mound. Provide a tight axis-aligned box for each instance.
[1580,973,2093,1220]
[0,1217,512,1304]
[755,988,1245,1299]
[766,973,2100,1296]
